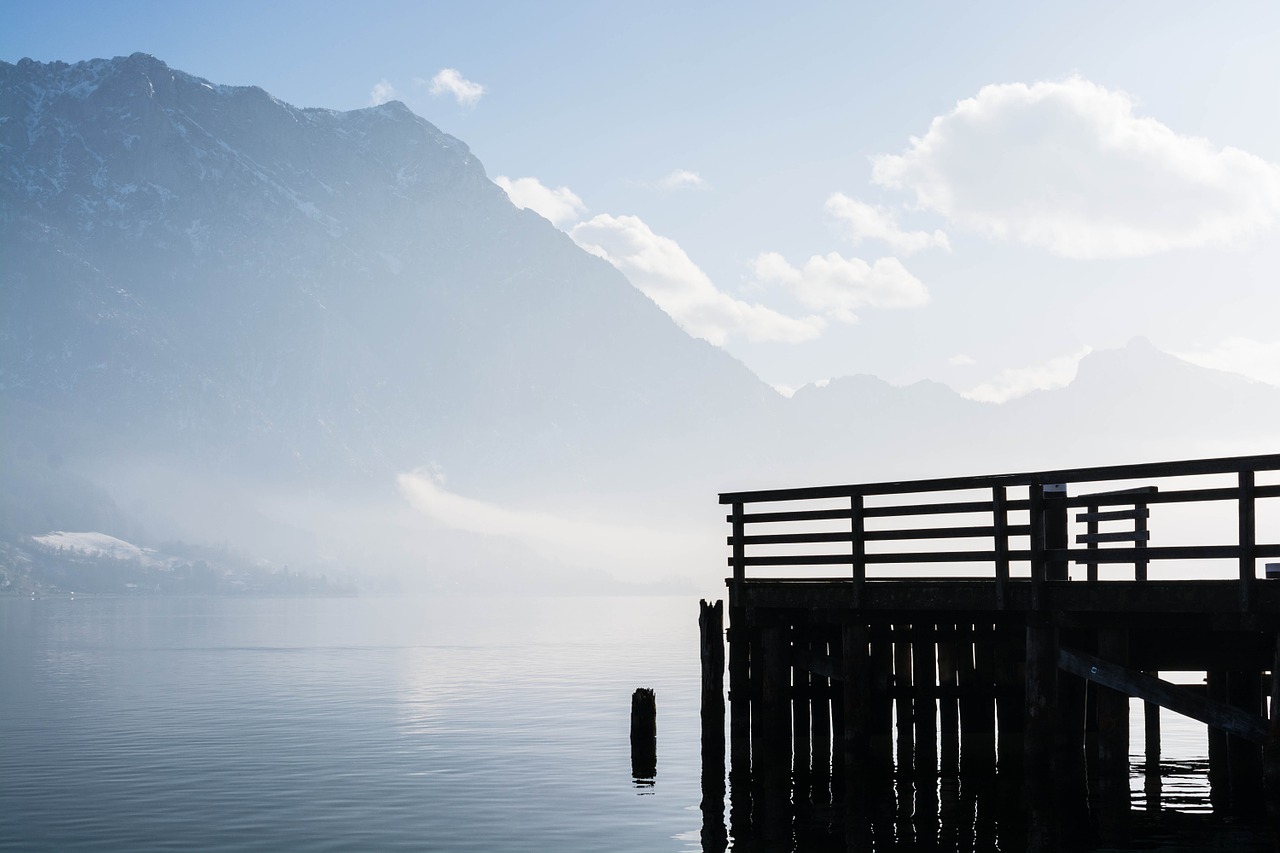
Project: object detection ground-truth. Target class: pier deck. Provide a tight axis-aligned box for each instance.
[700,453,1280,834]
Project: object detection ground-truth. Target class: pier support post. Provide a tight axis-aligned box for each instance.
[1227,667,1264,809]
[842,622,870,780]
[869,625,894,767]
[1025,618,1058,774]
[728,606,750,763]
[1095,628,1130,776]
[937,625,960,777]
[893,624,915,769]
[759,625,791,770]
[699,600,728,853]
[913,623,939,777]
[810,634,832,780]
[1265,635,1280,817]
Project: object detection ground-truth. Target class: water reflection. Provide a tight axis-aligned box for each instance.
[703,733,1280,852]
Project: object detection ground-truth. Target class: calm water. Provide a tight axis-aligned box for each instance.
[1,596,1275,852]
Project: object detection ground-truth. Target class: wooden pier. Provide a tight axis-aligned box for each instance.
[700,453,1280,845]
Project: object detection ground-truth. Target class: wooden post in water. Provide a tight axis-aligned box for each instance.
[793,625,810,777]
[1025,618,1058,774]
[698,600,728,852]
[843,622,870,779]
[700,600,725,760]
[1144,671,1161,771]
[1207,669,1230,809]
[1095,628,1130,777]
[760,625,791,770]
[631,688,657,782]
[914,623,939,777]
[1265,634,1280,814]
[937,624,960,777]
[869,624,894,767]
[1227,667,1264,806]
[893,624,914,768]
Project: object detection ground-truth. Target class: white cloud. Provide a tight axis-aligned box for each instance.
[948,354,976,367]
[873,77,1280,259]
[570,214,824,346]
[369,79,396,106]
[424,68,485,106]
[657,169,708,191]
[962,346,1093,403]
[825,193,949,254]
[494,175,587,227]
[751,251,929,324]
[1174,337,1280,386]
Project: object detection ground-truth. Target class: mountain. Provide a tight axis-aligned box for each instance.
[0,54,775,496]
[2,55,1275,590]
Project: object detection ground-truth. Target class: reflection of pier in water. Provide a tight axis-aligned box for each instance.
[699,454,1280,851]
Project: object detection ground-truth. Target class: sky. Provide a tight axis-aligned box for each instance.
[6,0,1280,399]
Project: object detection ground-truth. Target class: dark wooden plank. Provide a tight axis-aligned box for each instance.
[1058,647,1268,744]
[1075,507,1149,523]
[720,453,1280,504]
[1076,530,1151,544]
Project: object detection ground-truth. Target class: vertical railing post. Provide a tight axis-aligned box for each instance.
[1239,470,1256,612]
[1044,483,1069,581]
[731,502,746,596]
[851,494,865,609]
[993,486,1009,610]
[1085,502,1099,583]
[1134,497,1150,582]
[1030,485,1046,611]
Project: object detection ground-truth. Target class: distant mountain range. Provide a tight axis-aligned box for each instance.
[2,55,1276,591]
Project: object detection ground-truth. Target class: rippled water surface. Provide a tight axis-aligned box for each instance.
[1,596,704,852]
[1,596,1275,851]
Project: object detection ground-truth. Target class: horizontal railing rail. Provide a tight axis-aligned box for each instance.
[720,453,1280,611]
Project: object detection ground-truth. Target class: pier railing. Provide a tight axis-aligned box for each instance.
[720,453,1280,610]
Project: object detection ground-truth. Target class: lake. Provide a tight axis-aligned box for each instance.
[0,595,1274,851]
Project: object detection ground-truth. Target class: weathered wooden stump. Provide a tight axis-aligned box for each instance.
[631,687,656,783]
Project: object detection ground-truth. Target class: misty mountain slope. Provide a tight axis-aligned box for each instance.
[3,55,1275,586]
[1,54,775,499]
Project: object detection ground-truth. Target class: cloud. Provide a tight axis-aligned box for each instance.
[1174,337,1280,386]
[494,175,587,227]
[570,214,824,346]
[750,251,929,324]
[948,354,976,367]
[657,169,708,192]
[825,193,949,253]
[961,346,1093,403]
[872,77,1280,258]
[369,79,396,106]
[424,68,485,106]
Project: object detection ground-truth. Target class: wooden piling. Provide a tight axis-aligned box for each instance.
[869,625,894,765]
[1095,627,1130,775]
[631,688,657,782]
[1227,667,1264,806]
[700,600,725,760]
[914,623,939,776]
[1144,671,1161,772]
[937,625,960,776]
[843,622,870,776]
[893,624,914,766]
[1025,619,1058,772]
